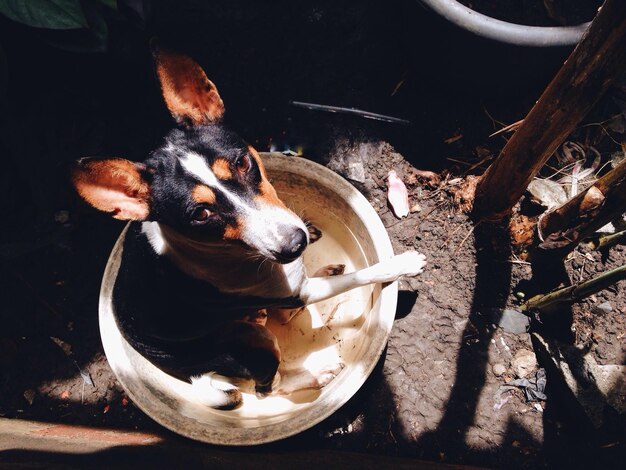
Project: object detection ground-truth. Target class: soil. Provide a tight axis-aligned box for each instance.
[0,1,624,468]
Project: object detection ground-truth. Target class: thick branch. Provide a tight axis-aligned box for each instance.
[538,158,626,256]
[472,0,626,221]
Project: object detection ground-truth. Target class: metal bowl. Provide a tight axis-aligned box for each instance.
[99,153,398,445]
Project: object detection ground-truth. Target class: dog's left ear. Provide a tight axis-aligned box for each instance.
[155,48,225,126]
[71,158,151,221]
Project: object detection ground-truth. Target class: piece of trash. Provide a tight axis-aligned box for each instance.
[527,179,568,211]
[74,361,93,386]
[122,397,129,406]
[60,390,70,399]
[493,389,514,411]
[281,150,298,157]
[387,170,410,218]
[496,368,547,402]
[103,405,110,414]
[592,301,613,315]
[23,389,36,405]
[50,337,72,356]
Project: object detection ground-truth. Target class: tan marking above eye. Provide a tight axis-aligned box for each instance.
[223,222,243,240]
[192,184,216,204]
[212,158,232,179]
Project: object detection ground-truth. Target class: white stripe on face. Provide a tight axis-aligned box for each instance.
[178,151,308,258]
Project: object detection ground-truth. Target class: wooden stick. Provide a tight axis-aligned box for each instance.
[592,229,626,251]
[522,264,626,312]
[472,0,626,221]
[538,158,626,255]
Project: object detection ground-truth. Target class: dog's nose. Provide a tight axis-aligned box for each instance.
[276,228,307,262]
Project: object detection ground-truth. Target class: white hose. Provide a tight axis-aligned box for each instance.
[418,0,591,47]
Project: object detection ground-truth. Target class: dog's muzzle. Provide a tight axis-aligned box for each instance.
[271,228,307,263]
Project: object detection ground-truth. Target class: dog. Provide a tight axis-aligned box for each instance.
[72,48,426,409]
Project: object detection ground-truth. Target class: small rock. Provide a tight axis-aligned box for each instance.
[592,301,612,315]
[512,349,537,378]
[488,308,530,334]
[493,363,507,377]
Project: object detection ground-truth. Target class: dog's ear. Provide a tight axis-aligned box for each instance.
[154,48,225,126]
[72,158,151,220]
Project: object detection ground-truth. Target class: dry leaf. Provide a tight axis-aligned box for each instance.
[387,170,410,218]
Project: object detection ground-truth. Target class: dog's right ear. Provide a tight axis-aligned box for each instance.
[71,158,151,221]
[154,48,225,126]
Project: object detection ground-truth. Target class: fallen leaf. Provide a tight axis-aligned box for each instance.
[387,170,410,218]
[23,389,36,405]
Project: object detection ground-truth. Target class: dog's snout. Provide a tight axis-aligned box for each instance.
[275,228,307,262]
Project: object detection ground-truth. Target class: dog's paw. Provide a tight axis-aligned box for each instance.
[392,251,427,277]
[314,362,345,388]
[274,363,345,395]
[242,308,268,326]
[313,263,346,277]
[306,223,323,243]
[190,373,242,410]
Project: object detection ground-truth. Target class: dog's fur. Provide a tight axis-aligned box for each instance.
[72,49,426,409]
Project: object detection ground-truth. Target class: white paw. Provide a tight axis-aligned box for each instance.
[392,251,427,277]
[314,362,345,388]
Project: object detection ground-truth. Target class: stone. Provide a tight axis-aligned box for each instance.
[592,301,613,315]
[492,363,507,377]
[488,308,530,334]
[512,349,537,378]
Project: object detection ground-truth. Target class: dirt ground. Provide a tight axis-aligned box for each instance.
[1,1,624,468]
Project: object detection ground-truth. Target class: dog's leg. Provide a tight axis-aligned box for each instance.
[274,363,345,395]
[298,251,426,305]
[269,264,346,324]
[189,373,243,410]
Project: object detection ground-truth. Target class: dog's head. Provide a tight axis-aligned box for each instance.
[72,49,308,264]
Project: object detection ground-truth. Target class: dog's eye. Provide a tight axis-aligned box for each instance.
[191,207,212,224]
[236,154,251,174]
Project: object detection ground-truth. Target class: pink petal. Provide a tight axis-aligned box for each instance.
[387,170,410,218]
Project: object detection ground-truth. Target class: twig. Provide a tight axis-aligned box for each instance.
[489,119,524,137]
[592,229,626,251]
[290,101,410,125]
[522,264,626,313]
[453,222,479,255]
[440,223,465,248]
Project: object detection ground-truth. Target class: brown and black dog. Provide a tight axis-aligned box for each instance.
[72,49,426,409]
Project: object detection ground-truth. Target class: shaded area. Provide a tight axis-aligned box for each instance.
[1,1,623,468]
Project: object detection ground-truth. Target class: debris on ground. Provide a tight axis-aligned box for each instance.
[387,170,410,218]
[495,368,547,404]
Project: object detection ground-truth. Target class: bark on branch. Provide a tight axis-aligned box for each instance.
[538,158,626,256]
[472,0,626,221]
